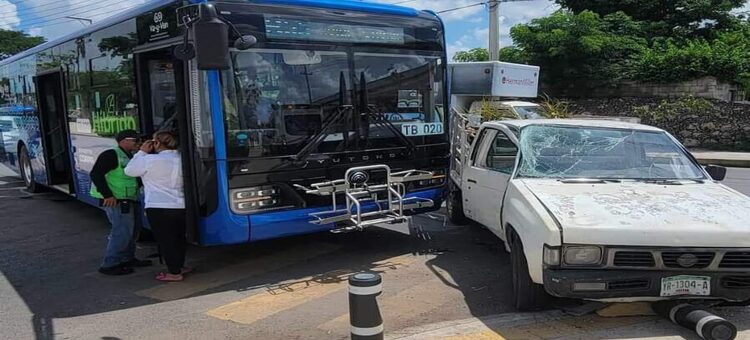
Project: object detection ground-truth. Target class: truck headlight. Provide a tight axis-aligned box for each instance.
[563,246,603,266]
[230,186,283,213]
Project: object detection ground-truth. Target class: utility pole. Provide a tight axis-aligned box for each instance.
[488,0,500,61]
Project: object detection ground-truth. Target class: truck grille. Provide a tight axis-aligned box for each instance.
[613,251,655,267]
[721,275,750,289]
[662,252,714,268]
[719,252,750,269]
[608,279,650,291]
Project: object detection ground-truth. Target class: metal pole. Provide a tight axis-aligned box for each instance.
[349,272,383,340]
[488,0,500,61]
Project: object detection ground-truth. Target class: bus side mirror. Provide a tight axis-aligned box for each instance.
[193,5,230,70]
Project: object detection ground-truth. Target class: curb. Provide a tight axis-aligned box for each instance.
[693,156,750,168]
[388,311,564,339]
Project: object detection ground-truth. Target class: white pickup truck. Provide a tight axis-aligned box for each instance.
[447,118,750,310]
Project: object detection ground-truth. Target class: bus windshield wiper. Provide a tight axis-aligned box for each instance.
[292,72,352,164]
[357,72,416,155]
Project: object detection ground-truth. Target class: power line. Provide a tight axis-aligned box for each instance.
[13,2,141,30]
[436,2,488,14]
[0,0,101,20]
[390,0,418,4]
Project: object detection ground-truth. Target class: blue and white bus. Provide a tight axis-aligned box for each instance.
[0,0,449,246]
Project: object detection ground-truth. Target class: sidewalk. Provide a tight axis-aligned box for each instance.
[390,305,750,339]
[690,150,750,168]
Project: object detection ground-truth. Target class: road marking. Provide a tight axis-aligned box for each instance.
[136,242,342,301]
[444,331,507,340]
[206,254,418,325]
[317,277,457,333]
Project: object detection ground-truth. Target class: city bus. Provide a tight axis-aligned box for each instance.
[0,0,449,246]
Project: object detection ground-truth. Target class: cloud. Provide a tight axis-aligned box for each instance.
[373,0,487,22]
[14,0,151,40]
[446,34,474,60]
[0,0,21,30]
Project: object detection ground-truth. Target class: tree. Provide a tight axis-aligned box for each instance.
[555,0,746,38]
[453,46,529,63]
[510,10,647,88]
[0,29,45,60]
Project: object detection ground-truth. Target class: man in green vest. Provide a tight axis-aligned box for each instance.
[90,130,152,275]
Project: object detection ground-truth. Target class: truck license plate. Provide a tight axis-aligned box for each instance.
[660,275,711,297]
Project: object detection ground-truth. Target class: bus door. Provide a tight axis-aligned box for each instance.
[135,49,200,243]
[34,70,73,193]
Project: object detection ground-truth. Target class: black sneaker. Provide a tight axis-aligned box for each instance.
[99,265,134,276]
[124,258,153,267]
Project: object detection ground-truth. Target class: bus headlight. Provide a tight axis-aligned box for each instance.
[563,246,603,266]
[230,186,282,213]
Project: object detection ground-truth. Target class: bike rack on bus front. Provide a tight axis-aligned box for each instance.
[294,165,437,232]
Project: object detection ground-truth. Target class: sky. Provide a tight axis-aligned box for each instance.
[0,0,749,59]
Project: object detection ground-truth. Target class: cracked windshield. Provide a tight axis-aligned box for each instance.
[516,125,706,180]
[223,49,444,158]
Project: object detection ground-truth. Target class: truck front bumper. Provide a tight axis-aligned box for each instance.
[543,269,750,302]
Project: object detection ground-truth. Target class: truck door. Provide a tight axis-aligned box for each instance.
[461,128,494,222]
[462,128,518,233]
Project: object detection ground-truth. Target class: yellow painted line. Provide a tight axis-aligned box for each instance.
[443,331,507,340]
[317,277,457,333]
[136,243,342,301]
[494,315,655,339]
[207,254,418,325]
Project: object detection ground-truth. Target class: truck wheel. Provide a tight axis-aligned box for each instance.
[18,145,41,193]
[510,232,549,311]
[447,187,468,225]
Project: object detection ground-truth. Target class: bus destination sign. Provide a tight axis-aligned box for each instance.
[136,4,180,45]
[264,15,405,45]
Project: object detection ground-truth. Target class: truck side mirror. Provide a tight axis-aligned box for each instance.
[705,164,727,181]
[193,5,230,70]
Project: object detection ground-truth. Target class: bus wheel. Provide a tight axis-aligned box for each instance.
[18,145,41,193]
[447,184,468,225]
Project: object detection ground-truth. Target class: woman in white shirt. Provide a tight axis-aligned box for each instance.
[124,130,190,282]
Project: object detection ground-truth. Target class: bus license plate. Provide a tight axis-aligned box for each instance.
[660,275,710,297]
[401,123,443,136]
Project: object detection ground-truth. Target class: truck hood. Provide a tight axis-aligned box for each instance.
[520,180,750,247]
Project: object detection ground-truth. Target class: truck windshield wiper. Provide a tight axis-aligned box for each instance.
[558,178,621,184]
[292,72,352,164]
[358,71,416,155]
[637,178,704,185]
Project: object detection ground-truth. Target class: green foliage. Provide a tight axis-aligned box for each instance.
[453,48,488,62]
[0,29,45,60]
[633,96,714,126]
[538,94,574,118]
[632,26,750,83]
[510,10,647,87]
[452,46,528,63]
[555,0,745,38]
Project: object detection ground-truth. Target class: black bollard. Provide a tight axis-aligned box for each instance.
[653,301,737,340]
[349,272,383,340]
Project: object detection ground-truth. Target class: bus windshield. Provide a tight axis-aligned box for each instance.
[222,49,445,158]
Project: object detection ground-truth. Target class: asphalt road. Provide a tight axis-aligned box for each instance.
[0,168,748,340]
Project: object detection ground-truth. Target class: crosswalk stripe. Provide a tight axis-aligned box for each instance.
[136,242,342,301]
[206,254,418,325]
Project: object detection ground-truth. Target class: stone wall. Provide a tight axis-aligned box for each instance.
[543,76,743,102]
[567,97,750,151]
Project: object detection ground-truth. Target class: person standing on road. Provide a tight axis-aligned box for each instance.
[90,129,153,276]
[124,130,190,282]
